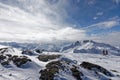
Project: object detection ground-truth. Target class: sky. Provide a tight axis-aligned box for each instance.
[0,0,120,46]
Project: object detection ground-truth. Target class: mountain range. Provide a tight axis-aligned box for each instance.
[0,40,119,55]
[0,41,120,80]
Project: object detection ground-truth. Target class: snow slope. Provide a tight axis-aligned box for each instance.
[61,40,120,55]
[0,45,45,80]
[63,53,120,80]
[0,45,120,80]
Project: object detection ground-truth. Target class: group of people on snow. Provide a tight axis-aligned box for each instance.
[102,49,108,55]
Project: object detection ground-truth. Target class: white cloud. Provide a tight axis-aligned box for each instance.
[87,0,96,5]
[0,0,87,43]
[89,31,120,46]
[0,0,120,46]
[85,20,120,30]
[113,0,120,4]
[84,19,120,46]
[93,17,98,20]
[101,21,119,29]
[96,12,103,16]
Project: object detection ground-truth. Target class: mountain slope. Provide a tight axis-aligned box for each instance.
[61,40,120,55]
[0,45,120,80]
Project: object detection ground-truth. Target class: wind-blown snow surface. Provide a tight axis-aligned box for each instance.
[0,45,120,80]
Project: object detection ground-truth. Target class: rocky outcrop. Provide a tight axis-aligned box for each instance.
[22,50,35,55]
[70,66,83,80]
[11,55,31,67]
[0,54,31,67]
[40,59,115,80]
[40,61,62,80]
[0,47,14,54]
[80,62,114,77]
[38,54,61,62]
[39,57,84,80]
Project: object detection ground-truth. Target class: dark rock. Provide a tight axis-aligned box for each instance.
[11,55,31,67]
[80,62,114,77]
[40,61,62,80]
[1,61,9,66]
[71,66,83,80]
[40,59,84,80]
[38,54,61,62]
[0,55,6,61]
[22,50,34,55]
[6,54,12,58]
[35,49,42,53]
[0,48,8,54]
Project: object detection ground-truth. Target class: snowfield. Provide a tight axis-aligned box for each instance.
[0,45,120,80]
[63,53,120,80]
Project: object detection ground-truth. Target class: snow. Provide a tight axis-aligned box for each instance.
[63,53,120,80]
[0,0,119,79]
[61,40,120,55]
[0,45,9,48]
[0,46,120,80]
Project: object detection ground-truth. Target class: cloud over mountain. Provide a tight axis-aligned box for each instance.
[0,0,120,46]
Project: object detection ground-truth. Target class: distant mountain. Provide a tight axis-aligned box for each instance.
[0,40,119,55]
[61,40,120,55]
[0,42,66,52]
[0,44,119,80]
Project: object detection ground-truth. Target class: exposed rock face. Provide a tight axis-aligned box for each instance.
[22,50,34,55]
[39,58,84,80]
[40,61,62,80]
[0,48,9,54]
[70,66,83,80]
[0,54,10,66]
[38,54,61,62]
[35,49,43,53]
[0,55,6,61]
[0,54,31,67]
[11,55,31,67]
[40,59,115,80]
[0,47,14,54]
[80,62,114,77]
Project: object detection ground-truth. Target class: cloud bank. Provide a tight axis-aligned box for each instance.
[0,0,86,43]
[0,0,120,46]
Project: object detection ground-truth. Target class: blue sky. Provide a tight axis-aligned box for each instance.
[52,0,120,32]
[46,0,120,45]
[0,0,120,46]
[64,0,120,26]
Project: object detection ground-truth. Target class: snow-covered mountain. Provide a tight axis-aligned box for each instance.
[0,40,119,55]
[0,42,66,52]
[0,45,120,80]
[61,40,120,55]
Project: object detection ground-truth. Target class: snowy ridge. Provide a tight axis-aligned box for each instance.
[0,44,120,80]
[0,40,119,55]
[61,40,120,55]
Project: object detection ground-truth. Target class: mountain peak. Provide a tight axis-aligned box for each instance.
[82,40,95,43]
[74,41,81,46]
[61,40,120,55]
